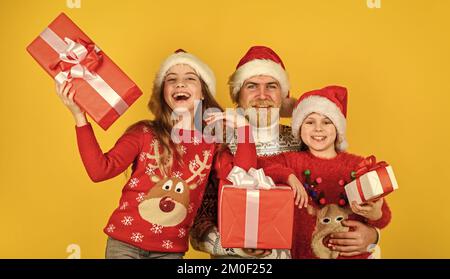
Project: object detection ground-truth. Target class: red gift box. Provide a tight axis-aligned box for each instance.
[219,185,294,249]
[26,13,142,130]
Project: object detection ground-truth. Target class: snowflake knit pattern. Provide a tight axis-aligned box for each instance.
[76,123,255,252]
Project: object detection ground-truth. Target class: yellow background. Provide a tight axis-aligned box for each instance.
[0,0,449,258]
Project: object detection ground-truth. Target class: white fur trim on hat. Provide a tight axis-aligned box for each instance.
[291,95,348,151]
[154,52,216,96]
[229,59,289,100]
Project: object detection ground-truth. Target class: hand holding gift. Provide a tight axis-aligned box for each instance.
[350,199,384,221]
[55,81,87,126]
[241,248,272,258]
[287,173,309,208]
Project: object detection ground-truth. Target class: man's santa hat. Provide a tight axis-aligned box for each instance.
[228,46,294,116]
[154,49,216,96]
[291,85,349,151]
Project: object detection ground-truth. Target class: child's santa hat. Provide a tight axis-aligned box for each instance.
[228,46,294,116]
[153,49,216,96]
[292,86,349,151]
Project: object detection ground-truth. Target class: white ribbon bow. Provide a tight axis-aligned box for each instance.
[39,27,130,116]
[227,166,275,189]
[54,37,99,84]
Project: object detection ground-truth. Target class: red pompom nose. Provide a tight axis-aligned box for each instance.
[159,196,176,212]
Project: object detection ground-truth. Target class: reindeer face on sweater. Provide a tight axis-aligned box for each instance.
[138,176,195,227]
[138,140,211,227]
[307,204,352,259]
[314,204,349,234]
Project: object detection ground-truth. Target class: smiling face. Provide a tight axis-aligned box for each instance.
[300,113,337,157]
[238,75,282,110]
[237,75,282,127]
[163,64,203,115]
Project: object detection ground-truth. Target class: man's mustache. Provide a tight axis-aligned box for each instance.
[249,100,276,107]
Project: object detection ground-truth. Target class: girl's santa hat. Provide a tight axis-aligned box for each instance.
[228,46,294,116]
[292,86,349,151]
[153,49,216,96]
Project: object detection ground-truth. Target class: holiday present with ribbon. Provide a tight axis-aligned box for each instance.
[219,166,294,249]
[26,13,142,130]
[345,156,399,205]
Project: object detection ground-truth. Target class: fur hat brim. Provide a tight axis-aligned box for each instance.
[229,59,289,101]
[154,52,216,96]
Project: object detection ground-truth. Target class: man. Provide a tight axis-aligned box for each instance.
[190,46,380,259]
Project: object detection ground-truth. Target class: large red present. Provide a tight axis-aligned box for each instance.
[345,156,399,205]
[219,167,294,249]
[27,13,142,130]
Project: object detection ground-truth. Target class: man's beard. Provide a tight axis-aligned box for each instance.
[246,100,280,128]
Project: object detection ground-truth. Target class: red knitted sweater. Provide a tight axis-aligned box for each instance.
[76,123,256,252]
[259,151,391,259]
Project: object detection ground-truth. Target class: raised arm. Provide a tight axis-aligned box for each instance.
[55,80,143,183]
[76,123,143,182]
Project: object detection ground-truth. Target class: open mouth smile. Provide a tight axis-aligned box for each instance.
[311,136,327,142]
[172,92,191,101]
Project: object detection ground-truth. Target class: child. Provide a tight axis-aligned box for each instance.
[258,85,391,259]
[55,50,256,259]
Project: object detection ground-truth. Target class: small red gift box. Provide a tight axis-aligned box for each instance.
[27,13,142,130]
[219,185,294,249]
[345,156,399,205]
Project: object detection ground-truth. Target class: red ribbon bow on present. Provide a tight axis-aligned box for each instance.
[50,37,103,83]
[354,155,393,203]
[354,155,388,178]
